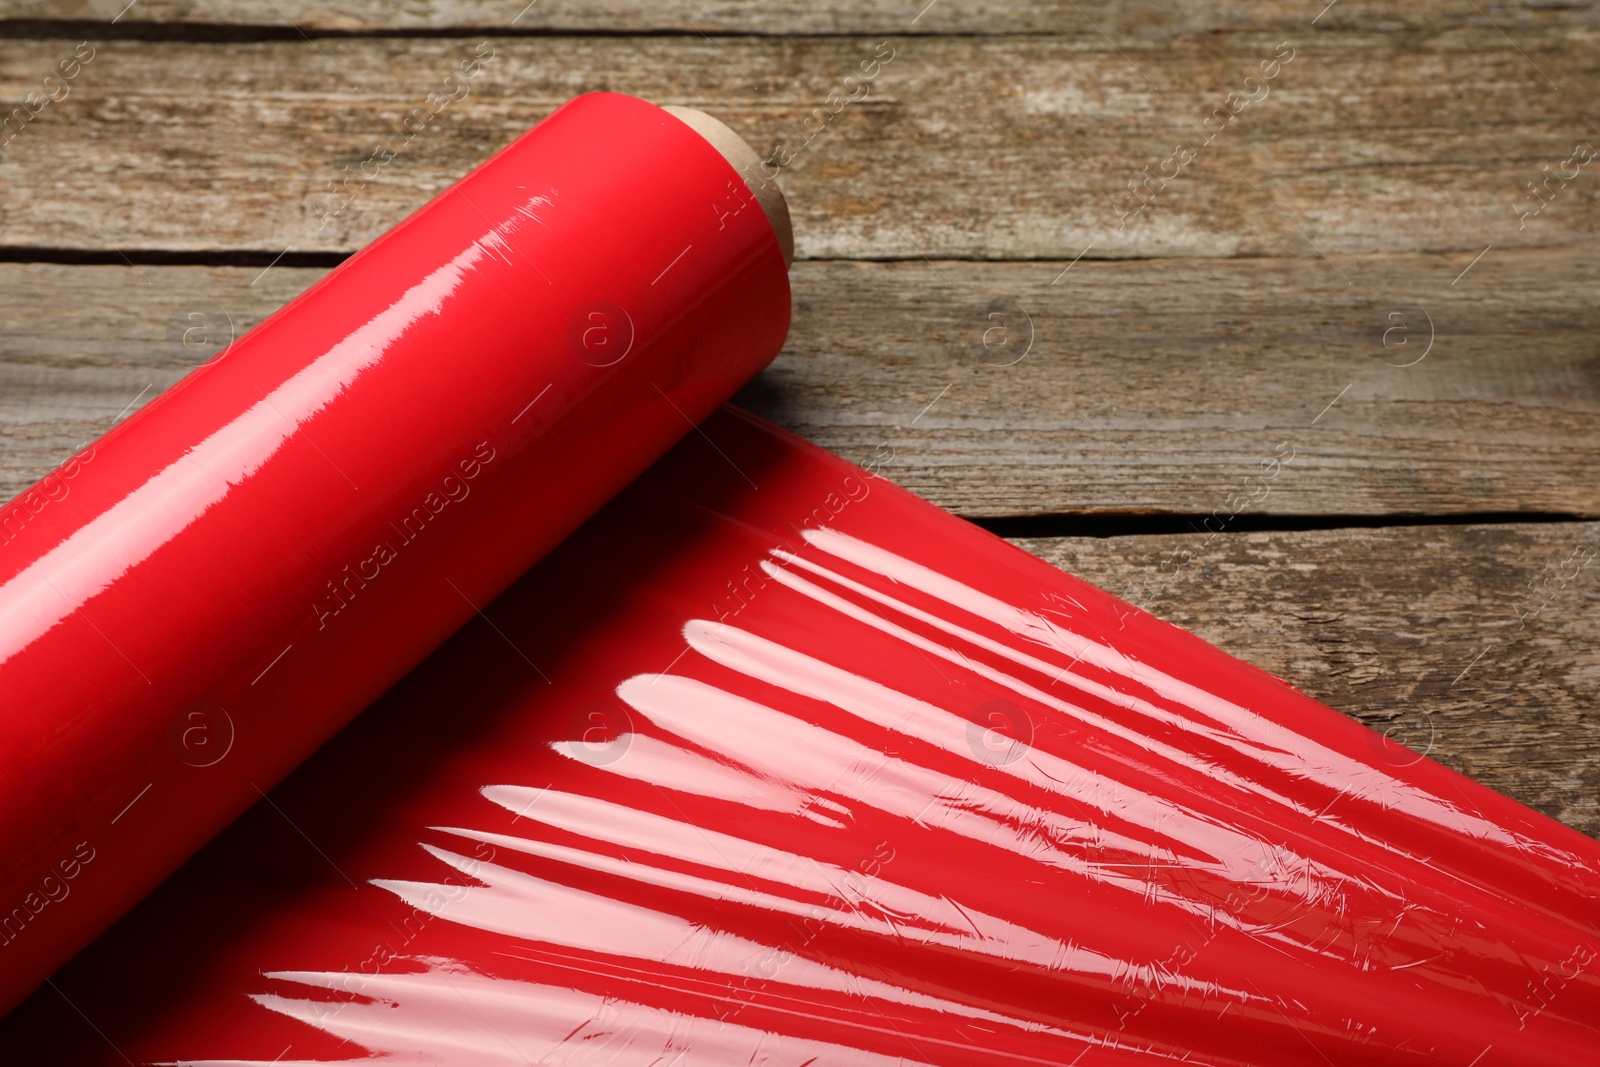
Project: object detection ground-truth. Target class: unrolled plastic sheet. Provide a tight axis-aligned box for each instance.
[5,408,1600,1063]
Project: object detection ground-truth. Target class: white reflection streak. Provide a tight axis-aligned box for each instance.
[435,819,1049,966]
[0,257,463,662]
[548,730,852,828]
[0,198,556,667]
[473,783,998,940]
[166,961,937,1067]
[771,546,1319,819]
[800,528,1562,861]
[447,791,1264,1030]
[460,787,1240,1015]
[374,845,1079,1042]
[616,673,1209,880]
[682,620,1370,924]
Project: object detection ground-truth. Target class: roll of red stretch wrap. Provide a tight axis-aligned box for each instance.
[0,92,791,1015]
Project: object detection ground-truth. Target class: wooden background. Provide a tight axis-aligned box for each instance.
[0,2,1596,836]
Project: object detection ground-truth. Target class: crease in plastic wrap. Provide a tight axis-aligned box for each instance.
[1,95,1598,1067]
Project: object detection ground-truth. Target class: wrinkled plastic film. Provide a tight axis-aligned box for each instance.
[4,409,1599,1063]
[0,92,791,1016]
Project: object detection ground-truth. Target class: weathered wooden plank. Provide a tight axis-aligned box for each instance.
[3,0,1597,36]
[0,33,1595,259]
[758,252,1600,517]
[2,253,1596,514]
[1014,522,1600,839]
[0,261,309,499]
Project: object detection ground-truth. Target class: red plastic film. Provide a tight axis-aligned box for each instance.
[4,90,1599,1066]
[0,92,791,1016]
[3,410,1598,1064]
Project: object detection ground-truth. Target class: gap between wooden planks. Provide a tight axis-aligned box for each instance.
[2,257,1594,515]
[1,1,1598,36]
[0,33,1594,259]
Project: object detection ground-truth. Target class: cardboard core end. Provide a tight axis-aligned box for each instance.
[663,105,794,268]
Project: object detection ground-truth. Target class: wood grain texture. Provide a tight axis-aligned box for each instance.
[0,2,1594,841]
[0,32,1595,259]
[1014,523,1600,839]
[752,251,1600,518]
[7,254,1594,516]
[0,262,306,499]
[3,0,1598,36]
